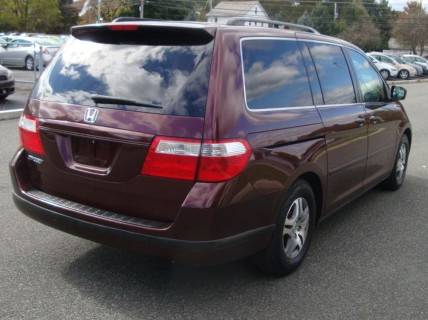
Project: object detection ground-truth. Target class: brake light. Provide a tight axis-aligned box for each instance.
[198,140,252,182]
[108,25,139,31]
[18,114,45,156]
[142,137,200,180]
[141,137,252,182]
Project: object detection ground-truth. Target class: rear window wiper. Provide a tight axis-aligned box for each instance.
[90,95,163,109]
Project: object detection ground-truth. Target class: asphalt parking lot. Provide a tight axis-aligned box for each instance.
[0,83,427,320]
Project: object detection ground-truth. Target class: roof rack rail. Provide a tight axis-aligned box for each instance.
[226,18,320,34]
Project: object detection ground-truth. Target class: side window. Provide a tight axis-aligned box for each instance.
[347,50,386,103]
[307,43,356,105]
[20,40,32,47]
[8,40,18,48]
[241,39,313,110]
[383,56,394,64]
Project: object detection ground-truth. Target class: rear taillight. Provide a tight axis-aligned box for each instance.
[18,114,45,156]
[141,137,252,182]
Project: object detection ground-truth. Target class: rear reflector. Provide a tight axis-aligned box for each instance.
[141,137,251,182]
[19,114,45,156]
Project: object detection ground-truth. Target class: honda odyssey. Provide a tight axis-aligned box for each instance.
[10,20,412,276]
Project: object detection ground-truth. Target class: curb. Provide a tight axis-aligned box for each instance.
[0,108,23,121]
[387,78,428,85]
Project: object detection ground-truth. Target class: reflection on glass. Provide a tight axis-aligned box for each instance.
[35,38,213,117]
[242,39,313,110]
[348,50,385,103]
[308,43,356,105]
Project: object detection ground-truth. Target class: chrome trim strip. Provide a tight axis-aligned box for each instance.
[316,103,363,109]
[239,37,367,114]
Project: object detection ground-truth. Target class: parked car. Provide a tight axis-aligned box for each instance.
[389,55,424,76]
[10,21,412,276]
[367,55,398,79]
[402,54,428,74]
[0,37,60,70]
[0,64,14,100]
[368,52,417,79]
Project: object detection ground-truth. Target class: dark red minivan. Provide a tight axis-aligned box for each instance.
[10,20,411,275]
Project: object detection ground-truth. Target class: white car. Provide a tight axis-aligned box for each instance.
[368,52,417,80]
[367,55,398,79]
[402,54,428,74]
[0,36,60,70]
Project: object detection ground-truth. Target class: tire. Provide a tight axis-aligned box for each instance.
[252,180,316,276]
[380,69,390,80]
[0,95,6,102]
[382,135,410,191]
[25,56,34,71]
[398,69,409,80]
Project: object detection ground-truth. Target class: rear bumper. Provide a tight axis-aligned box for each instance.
[10,149,274,265]
[12,191,273,264]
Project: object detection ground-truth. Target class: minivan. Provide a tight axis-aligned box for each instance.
[10,20,411,276]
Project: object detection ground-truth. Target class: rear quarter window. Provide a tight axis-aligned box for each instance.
[241,39,313,110]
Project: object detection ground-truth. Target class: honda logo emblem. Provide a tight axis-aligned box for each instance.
[84,108,99,124]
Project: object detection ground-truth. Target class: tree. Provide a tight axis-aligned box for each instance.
[77,0,139,23]
[144,0,200,20]
[0,0,63,33]
[362,0,394,49]
[393,1,428,55]
[308,2,342,36]
[338,0,382,50]
[339,20,382,51]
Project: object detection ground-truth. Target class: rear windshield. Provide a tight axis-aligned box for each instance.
[34,37,214,117]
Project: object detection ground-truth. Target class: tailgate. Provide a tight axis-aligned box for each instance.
[28,100,205,223]
[23,24,215,223]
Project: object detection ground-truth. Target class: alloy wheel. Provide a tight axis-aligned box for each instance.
[26,57,34,71]
[283,197,310,259]
[380,70,389,80]
[396,143,407,182]
[399,70,409,79]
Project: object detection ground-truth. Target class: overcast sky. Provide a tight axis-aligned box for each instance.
[389,0,428,10]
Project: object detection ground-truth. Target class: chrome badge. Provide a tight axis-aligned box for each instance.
[84,108,99,124]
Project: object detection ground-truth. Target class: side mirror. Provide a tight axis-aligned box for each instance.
[391,85,407,101]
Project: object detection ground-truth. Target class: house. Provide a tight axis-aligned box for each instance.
[206,1,269,25]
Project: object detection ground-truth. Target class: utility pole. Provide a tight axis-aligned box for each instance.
[140,0,145,18]
[334,2,338,21]
[97,0,102,23]
[209,0,213,10]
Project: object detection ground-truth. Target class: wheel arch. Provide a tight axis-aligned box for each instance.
[297,172,324,224]
[404,127,412,146]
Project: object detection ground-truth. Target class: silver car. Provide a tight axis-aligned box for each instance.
[0,37,60,70]
[0,64,15,100]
